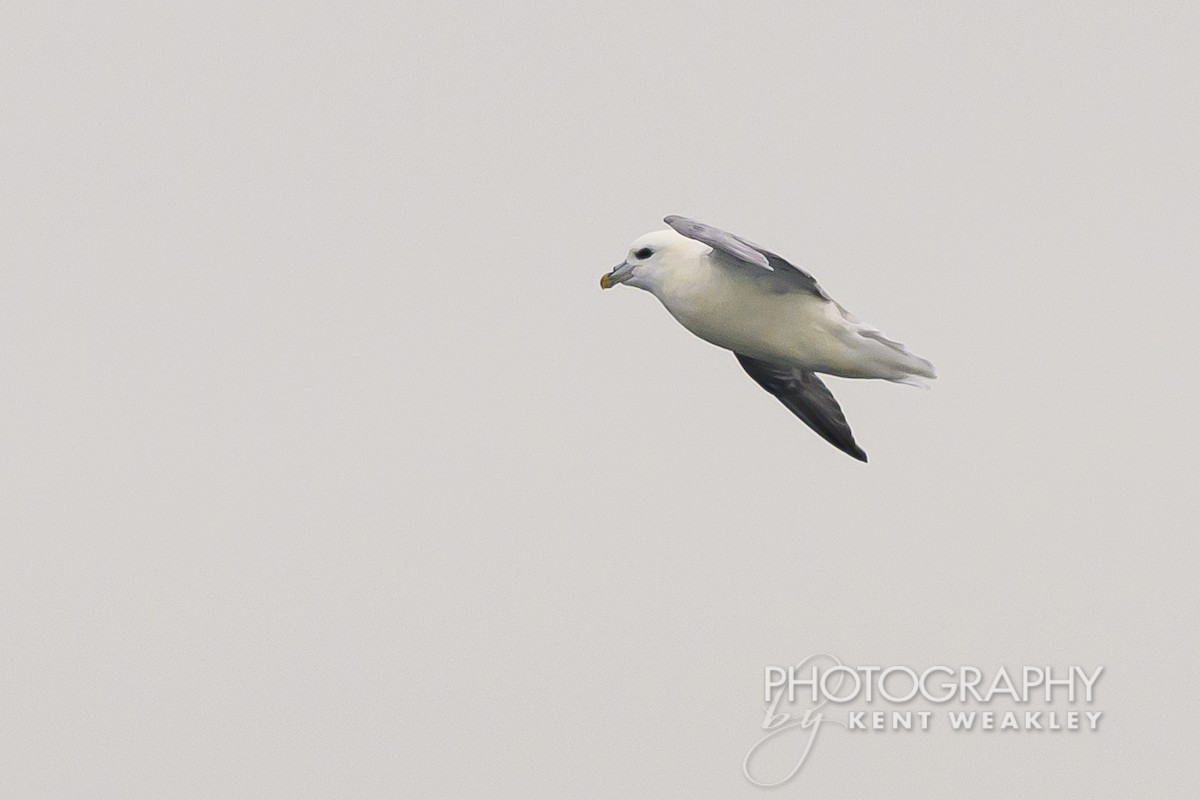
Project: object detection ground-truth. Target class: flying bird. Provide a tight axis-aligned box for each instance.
[600,216,935,462]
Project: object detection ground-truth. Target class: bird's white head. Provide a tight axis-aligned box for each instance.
[600,228,705,292]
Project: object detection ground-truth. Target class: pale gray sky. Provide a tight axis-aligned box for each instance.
[2,2,1198,797]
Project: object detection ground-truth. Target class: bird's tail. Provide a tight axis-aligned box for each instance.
[855,327,937,386]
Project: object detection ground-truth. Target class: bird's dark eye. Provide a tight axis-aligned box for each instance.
[634,247,654,260]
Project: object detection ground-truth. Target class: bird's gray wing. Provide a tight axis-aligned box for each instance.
[735,353,867,462]
[664,215,828,298]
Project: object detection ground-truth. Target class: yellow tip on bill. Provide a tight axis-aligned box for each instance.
[600,273,612,289]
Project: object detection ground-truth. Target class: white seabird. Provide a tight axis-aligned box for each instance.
[600,216,936,462]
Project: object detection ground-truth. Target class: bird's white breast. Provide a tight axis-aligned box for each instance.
[650,253,844,368]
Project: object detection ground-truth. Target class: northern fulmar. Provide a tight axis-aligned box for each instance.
[600,216,936,462]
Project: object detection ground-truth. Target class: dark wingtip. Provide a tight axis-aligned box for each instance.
[733,352,871,463]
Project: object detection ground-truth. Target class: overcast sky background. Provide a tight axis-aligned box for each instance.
[2,2,1198,797]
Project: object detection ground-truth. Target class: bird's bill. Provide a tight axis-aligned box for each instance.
[600,261,634,290]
